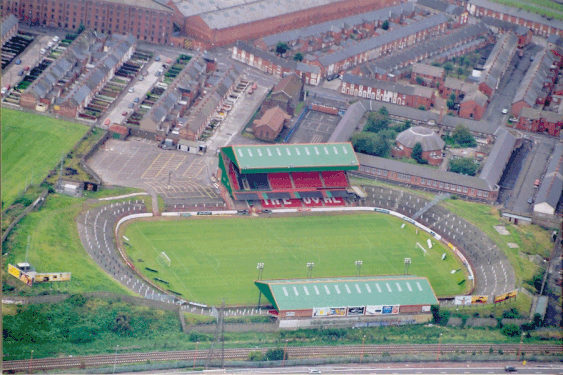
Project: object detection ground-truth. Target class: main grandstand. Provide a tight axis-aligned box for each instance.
[255,276,438,322]
[218,143,360,208]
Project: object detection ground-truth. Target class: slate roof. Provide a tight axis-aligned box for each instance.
[396,126,445,151]
[535,143,563,210]
[513,48,558,107]
[253,106,291,133]
[367,22,489,75]
[318,13,448,67]
[469,0,563,31]
[479,127,517,189]
[444,77,464,91]
[187,91,221,133]
[329,100,367,142]
[417,0,465,15]
[255,275,438,311]
[273,73,302,101]
[2,14,18,41]
[478,31,518,92]
[151,90,181,124]
[547,34,563,47]
[412,63,444,78]
[233,41,321,75]
[356,152,493,190]
[462,88,488,107]
[259,3,417,48]
[342,73,434,98]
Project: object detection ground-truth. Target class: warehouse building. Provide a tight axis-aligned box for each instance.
[255,276,438,322]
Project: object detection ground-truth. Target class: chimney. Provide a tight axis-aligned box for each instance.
[439,106,444,123]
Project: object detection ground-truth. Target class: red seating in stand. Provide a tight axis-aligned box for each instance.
[282,199,302,207]
[229,164,240,191]
[292,172,323,188]
[262,199,283,208]
[323,197,345,206]
[321,171,348,187]
[268,173,293,189]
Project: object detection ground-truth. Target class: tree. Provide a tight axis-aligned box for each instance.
[449,93,456,102]
[446,99,455,110]
[275,41,289,55]
[265,348,287,361]
[501,324,522,337]
[365,112,389,133]
[452,125,477,147]
[411,142,427,164]
[248,351,264,361]
[416,76,424,85]
[382,20,389,30]
[351,132,389,157]
[77,22,85,34]
[444,62,453,75]
[293,52,303,62]
[378,106,389,116]
[448,157,478,176]
[418,105,426,111]
[457,67,464,76]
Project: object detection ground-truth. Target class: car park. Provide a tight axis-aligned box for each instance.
[15,59,21,65]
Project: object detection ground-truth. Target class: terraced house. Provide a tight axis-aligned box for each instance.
[476,31,518,97]
[19,30,98,110]
[54,34,136,118]
[1,14,18,47]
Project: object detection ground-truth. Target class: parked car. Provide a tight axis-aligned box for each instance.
[47,41,54,49]
[155,56,161,61]
[15,59,21,65]
[53,36,60,42]
[40,48,46,54]
[134,97,140,103]
[527,197,533,204]
[534,179,540,187]
[142,71,148,76]
[262,209,272,214]
[501,108,508,114]
[1,87,7,95]
[155,71,162,77]
[138,76,144,81]
[128,103,135,109]
[166,58,172,64]
[23,66,30,71]
[17,70,24,76]
[122,111,128,116]
[505,366,517,372]
[104,118,110,126]
[128,87,134,93]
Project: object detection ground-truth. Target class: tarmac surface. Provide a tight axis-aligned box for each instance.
[289,110,341,143]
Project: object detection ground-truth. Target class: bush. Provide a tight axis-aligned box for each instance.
[351,132,390,157]
[431,305,450,326]
[501,323,522,337]
[449,157,478,176]
[412,143,427,164]
[265,347,287,361]
[502,308,520,319]
[248,351,264,361]
[452,125,477,147]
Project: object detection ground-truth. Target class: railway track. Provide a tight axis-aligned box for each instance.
[4,344,561,372]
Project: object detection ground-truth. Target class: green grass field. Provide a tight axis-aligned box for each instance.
[489,0,563,20]
[124,213,469,306]
[1,109,89,208]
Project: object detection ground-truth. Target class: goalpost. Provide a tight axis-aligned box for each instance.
[158,251,171,268]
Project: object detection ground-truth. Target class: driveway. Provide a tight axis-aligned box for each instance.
[87,138,222,205]
[99,52,178,128]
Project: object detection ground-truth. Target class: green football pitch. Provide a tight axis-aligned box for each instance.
[1,109,89,208]
[124,213,469,305]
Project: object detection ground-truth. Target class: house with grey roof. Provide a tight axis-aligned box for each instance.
[516,107,563,136]
[476,31,518,97]
[416,0,468,26]
[1,14,18,47]
[393,126,445,165]
[20,30,99,110]
[54,34,136,118]
[511,48,560,117]
[534,143,563,216]
[479,127,517,190]
[467,0,563,37]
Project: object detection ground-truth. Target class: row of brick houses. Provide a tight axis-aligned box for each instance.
[356,22,489,81]
[416,0,468,28]
[464,0,563,37]
[1,14,18,47]
[476,30,518,97]
[54,34,136,118]
[253,2,422,54]
[1,0,174,44]
[355,127,518,201]
[231,41,322,86]
[511,47,562,117]
[515,108,563,136]
[312,13,449,76]
[20,30,98,110]
[410,63,445,88]
[341,73,436,109]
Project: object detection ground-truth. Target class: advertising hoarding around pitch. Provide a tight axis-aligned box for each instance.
[347,306,365,316]
[454,296,472,305]
[366,305,400,315]
[34,272,72,282]
[494,290,518,303]
[8,264,33,286]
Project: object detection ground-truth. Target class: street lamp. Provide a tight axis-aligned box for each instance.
[518,332,525,361]
[29,350,34,374]
[436,333,442,362]
[355,260,363,276]
[360,335,366,363]
[282,339,288,367]
[307,262,314,278]
[112,345,119,374]
[404,258,411,275]
[257,263,264,280]
[193,341,199,369]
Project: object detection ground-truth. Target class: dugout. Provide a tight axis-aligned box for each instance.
[255,276,438,322]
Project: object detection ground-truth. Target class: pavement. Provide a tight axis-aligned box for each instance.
[86,138,222,205]
[99,52,176,128]
[2,33,54,91]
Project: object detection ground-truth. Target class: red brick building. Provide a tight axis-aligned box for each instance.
[411,63,445,88]
[341,73,435,109]
[516,108,563,136]
[1,14,18,47]
[1,0,174,43]
[459,89,488,120]
[477,31,518,98]
[253,106,291,142]
[261,74,303,116]
[392,126,445,166]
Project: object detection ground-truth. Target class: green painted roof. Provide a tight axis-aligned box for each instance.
[221,143,359,173]
[255,275,438,311]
